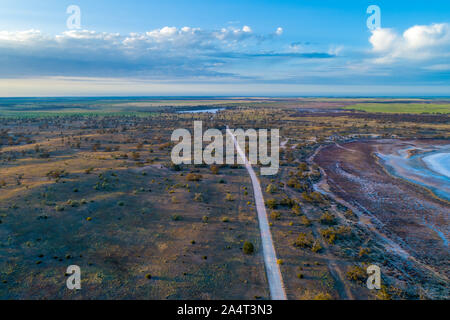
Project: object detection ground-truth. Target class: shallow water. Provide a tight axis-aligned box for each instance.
[177,108,224,114]
[377,144,450,202]
[377,143,450,247]
[423,152,450,179]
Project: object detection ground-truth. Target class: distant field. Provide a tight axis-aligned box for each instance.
[0,98,240,117]
[344,103,450,114]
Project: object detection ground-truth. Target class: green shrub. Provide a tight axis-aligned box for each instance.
[243,241,254,254]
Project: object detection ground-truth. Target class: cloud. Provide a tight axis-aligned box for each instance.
[369,23,450,63]
[0,25,333,80]
[275,27,283,36]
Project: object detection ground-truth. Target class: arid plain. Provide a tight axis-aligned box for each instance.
[0,97,448,299]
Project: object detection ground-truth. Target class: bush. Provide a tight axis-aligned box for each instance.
[300,215,311,226]
[320,211,336,225]
[243,241,254,254]
[210,165,220,175]
[225,193,234,201]
[358,247,371,257]
[294,232,314,248]
[266,184,277,194]
[270,211,281,220]
[346,265,366,282]
[265,199,278,209]
[171,215,182,221]
[344,209,356,219]
[186,173,202,181]
[291,204,301,215]
[313,293,332,300]
[221,216,230,223]
[311,240,322,253]
[320,227,337,244]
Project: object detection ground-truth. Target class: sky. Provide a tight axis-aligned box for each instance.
[0,0,449,96]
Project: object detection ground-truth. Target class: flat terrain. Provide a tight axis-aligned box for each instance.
[0,97,449,299]
[344,103,450,114]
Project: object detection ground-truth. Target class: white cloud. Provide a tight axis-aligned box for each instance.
[0,25,305,79]
[369,23,450,63]
[0,29,43,42]
[275,27,283,36]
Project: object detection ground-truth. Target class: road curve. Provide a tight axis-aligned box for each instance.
[226,127,287,300]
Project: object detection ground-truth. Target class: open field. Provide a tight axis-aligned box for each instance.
[0,97,449,299]
[344,103,450,114]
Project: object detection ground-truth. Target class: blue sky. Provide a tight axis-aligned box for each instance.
[0,0,449,96]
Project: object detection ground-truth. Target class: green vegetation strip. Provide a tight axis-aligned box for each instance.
[344,103,450,114]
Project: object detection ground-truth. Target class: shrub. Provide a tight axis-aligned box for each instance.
[294,232,314,248]
[358,247,371,257]
[243,241,254,254]
[270,211,281,220]
[311,240,322,253]
[313,293,332,300]
[186,173,202,181]
[300,215,311,226]
[265,184,277,194]
[171,214,182,221]
[210,165,220,175]
[320,227,337,244]
[346,265,366,282]
[265,199,278,209]
[225,193,234,201]
[291,204,301,215]
[221,216,230,223]
[344,209,356,219]
[320,211,336,225]
[202,216,209,223]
